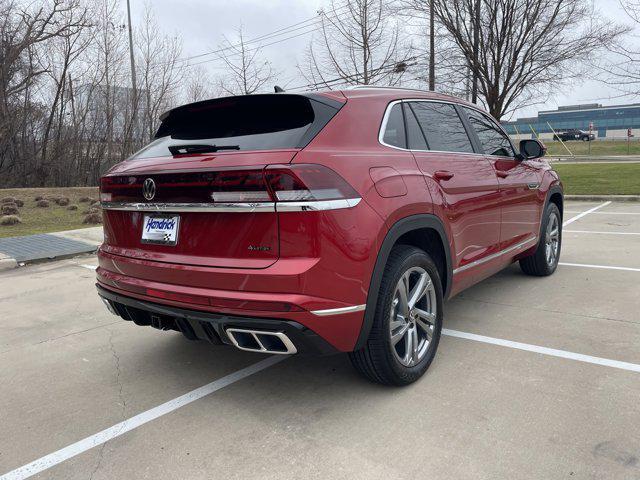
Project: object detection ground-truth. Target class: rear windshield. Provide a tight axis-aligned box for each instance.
[133,94,341,159]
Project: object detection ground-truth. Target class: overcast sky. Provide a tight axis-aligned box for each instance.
[129,0,639,120]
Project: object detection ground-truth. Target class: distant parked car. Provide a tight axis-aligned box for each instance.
[553,129,595,142]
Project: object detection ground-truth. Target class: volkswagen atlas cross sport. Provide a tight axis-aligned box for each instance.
[97,87,563,385]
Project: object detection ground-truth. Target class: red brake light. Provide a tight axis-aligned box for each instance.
[265,164,359,202]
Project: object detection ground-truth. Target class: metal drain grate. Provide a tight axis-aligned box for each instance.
[0,234,96,262]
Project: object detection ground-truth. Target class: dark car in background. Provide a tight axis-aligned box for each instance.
[553,129,595,141]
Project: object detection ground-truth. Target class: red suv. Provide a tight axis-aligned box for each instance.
[97,87,563,385]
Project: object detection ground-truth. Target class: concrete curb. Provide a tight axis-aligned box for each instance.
[0,256,18,271]
[549,156,640,163]
[565,195,640,202]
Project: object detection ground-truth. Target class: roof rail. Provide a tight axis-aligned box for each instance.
[347,85,433,94]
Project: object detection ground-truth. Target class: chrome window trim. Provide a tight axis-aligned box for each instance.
[310,304,366,316]
[378,98,492,156]
[378,100,406,150]
[452,236,538,275]
[101,198,361,213]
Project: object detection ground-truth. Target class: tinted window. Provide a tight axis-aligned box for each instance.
[409,102,474,153]
[382,103,406,148]
[464,108,515,157]
[134,94,339,159]
[403,103,428,150]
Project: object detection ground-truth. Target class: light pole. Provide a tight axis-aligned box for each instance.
[126,0,137,137]
[429,0,435,91]
[471,0,480,104]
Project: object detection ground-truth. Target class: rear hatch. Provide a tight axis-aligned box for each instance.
[100,93,344,269]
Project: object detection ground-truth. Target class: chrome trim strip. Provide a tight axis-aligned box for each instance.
[101,202,276,213]
[276,198,361,212]
[453,236,538,275]
[102,198,362,213]
[310,304,366,316]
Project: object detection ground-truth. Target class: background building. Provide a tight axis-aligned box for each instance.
[502,103,640,140]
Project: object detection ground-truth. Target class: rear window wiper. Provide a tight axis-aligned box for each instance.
[168,144,240,155]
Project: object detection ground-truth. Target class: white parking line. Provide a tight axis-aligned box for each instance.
[564,230,640,236]
[559,262,640,272]
[565,211,640,215]
[79,264,97,270]
[443,329,640,373]
[0,356,286,480]
[562,201,611,227]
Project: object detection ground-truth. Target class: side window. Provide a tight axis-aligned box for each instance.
[464,108,515,157]
[408,102,474,153]
[382,103,406,148]
[402,103,428,150]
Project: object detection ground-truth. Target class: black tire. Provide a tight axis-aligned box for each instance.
[519,202,562,276]
[349,245,443,386]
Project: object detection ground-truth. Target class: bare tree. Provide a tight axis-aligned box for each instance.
[215,26,275,95]
[395,1,463,94]
[0,0,187,188]
[298,0,412,89]
[135,4,183,143]
[183,65,215,103]
[433,0,626,120]
[0,0,88,184]
[37,3,91,186]
[600,1,640,96]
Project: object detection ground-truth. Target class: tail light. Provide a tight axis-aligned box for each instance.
[265,164,359,203]
[207,164,360,205]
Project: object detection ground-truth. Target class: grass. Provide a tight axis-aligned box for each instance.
[553,163,640,195]
[0,187,98,238]
[544,139,640,157]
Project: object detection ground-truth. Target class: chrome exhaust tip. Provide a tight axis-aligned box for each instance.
[225,328,297,355]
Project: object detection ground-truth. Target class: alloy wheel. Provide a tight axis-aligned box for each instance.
[545,212,560,267]
[389,267,437,367]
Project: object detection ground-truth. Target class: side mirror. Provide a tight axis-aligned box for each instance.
[518,139,546,160]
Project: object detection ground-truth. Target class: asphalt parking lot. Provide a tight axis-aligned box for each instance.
[1,200,639,480]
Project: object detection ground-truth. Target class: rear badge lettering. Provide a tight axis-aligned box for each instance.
[248,245,271,251]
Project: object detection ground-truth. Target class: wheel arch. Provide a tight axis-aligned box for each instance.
[528,183,563,253]
[547,186,564,220]
[354,214,452,350]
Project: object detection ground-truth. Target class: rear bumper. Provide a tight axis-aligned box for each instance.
[96,243,372,352]
[97,284,339,355]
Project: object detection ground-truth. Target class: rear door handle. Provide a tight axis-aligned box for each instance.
[433,170,454,181]
[496,171,509,179]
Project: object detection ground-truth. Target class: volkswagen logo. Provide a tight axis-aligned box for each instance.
[142,178,156,201]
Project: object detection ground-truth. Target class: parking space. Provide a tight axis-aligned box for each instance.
[1,200,639,479]
[565,202,640,235]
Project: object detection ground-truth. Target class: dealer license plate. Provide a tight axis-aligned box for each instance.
[141,215,180,246]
